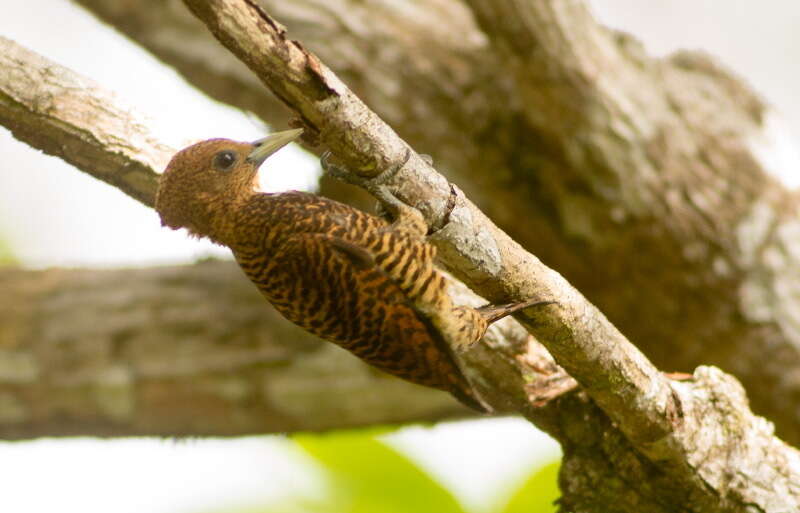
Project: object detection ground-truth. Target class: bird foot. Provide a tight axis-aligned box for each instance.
[321,149,409,190]
[321,150,428,237]
[320,150,355,184]
[371,185,429,237]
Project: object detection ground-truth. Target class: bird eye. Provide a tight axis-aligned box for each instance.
[213,150,237,171]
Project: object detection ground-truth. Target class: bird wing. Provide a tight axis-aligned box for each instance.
[265,232,482,410]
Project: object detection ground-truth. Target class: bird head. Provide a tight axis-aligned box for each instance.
[155,129,303,240]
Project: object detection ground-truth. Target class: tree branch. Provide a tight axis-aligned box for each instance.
[0,36,570,436]
[183,0,675,440]
[0,262,474,438]
[74,0,800,445]
[178,0,800,509]
[0,36,167,207]
[2,2,799,507]
[461,0,800,445]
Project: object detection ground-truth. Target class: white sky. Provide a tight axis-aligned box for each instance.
[1,1,799,512]
[0,0,320,268]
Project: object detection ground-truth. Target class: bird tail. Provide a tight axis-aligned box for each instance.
[476,299,555,324]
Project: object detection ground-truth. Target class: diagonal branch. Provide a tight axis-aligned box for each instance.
[0,36,167,207]
[183,0,675,447]
[181,0,800,510]
[73,0,800,447]
[0,36,568,436]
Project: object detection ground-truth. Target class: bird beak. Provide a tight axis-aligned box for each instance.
[246,128,304,166]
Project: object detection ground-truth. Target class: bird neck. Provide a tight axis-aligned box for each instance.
[192,194,253,248]
[217,192,283,251]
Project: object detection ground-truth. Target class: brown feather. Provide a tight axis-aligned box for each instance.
[155,138,549,412]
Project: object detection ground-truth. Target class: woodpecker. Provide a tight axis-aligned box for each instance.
[155,130,548,411]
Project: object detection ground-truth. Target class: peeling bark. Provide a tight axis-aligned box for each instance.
[536,366,800,513]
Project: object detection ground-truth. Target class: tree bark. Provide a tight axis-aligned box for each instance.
[0,36,571,436]
[0,36,167,207]
[0,262,487,438]
[174,1,800,509]
[73,0,800,446]
[535,366,800,513]
[3,0,800,508]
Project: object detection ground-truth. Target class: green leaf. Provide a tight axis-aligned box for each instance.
[294,431,467,513]
[500,460,560,513]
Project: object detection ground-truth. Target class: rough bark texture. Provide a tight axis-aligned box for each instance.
[536,366,800,513]
[2,0,800,510]
[0,259,572,438]
[0,262,474,437]
[0,36,168,207]
[73,0,800,447]
[179,1,800,510]
[0,37,571,436]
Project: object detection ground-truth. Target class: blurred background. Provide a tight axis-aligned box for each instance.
[1,1,799,512]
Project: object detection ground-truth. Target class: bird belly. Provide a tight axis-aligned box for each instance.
[270,269,444,385]
[238,250,463,394]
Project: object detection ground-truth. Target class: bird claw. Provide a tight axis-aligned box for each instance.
[320,150,352,183]
[320,149,411,190]
[372,184,428,237]
[320,150,427,237]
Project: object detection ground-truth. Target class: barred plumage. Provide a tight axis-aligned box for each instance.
[155,132,547,411]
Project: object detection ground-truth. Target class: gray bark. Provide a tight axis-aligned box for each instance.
[0,36,572,436]
[2,0,800,509]
[176,1,800,509]
[72,0,800,448]
[0,262,474,437]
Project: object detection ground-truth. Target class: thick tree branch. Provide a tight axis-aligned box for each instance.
[535,366,800,513]
[0,37,569,435]
[0,262,474,438]
[461,0,800,445]
[74,0,800,445]
[2,3,799,508]
[178,0,800,510]
[183,0,675,441]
